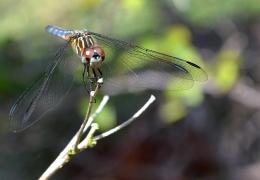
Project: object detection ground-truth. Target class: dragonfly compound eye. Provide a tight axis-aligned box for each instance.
[82,48,94,62]
[82,47,105,63]
[93,47,105,61]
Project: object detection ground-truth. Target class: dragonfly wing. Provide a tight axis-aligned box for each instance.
[89,32,207,94]
[9,43,74,132]
[140,48,208,81]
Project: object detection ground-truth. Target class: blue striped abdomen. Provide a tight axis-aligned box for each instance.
[45,25,74,41]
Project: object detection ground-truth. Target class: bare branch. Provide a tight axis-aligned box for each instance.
[38,81,156,180]
[73,78,103,151]
[38,85,108,180]
[94,94,156,141]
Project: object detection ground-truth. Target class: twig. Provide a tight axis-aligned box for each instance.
[39,79,106,180]
[94,94,156,141]
[73,78,104,151]
[77,123,99,150]
[39,86,156,180]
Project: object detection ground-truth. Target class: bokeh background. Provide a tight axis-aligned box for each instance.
[1,0,260,179]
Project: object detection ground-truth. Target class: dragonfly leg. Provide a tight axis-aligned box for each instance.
[92,67,98,80]
[85,67,96,93]
[98,68,103,77]
[82,63,90,94]
[97,68,103,86]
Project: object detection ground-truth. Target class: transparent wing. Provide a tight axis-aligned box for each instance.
[9,43,74,132]
[89,31,208,94]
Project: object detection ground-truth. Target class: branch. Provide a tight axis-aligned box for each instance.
[38,83,156,180]
[73,78,104,151]
[94,94,156,141]
[39,79,106,180]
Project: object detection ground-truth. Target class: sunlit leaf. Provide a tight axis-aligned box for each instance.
[215,50,240,92]
[160,99,186,124]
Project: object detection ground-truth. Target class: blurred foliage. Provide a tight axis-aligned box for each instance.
[172,0,260,26]
[0,0,260,179]
[214,50,240,93]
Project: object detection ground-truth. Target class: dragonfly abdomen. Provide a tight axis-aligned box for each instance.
[45,25,74,41]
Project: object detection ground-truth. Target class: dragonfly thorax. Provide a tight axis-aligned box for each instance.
[71,34,96,57]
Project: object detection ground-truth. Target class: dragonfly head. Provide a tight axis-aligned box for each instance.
[81,47,105,64]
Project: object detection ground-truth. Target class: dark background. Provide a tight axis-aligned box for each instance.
[1,0,260,179]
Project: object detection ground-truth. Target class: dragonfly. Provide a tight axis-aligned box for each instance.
[9,25,207,132]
